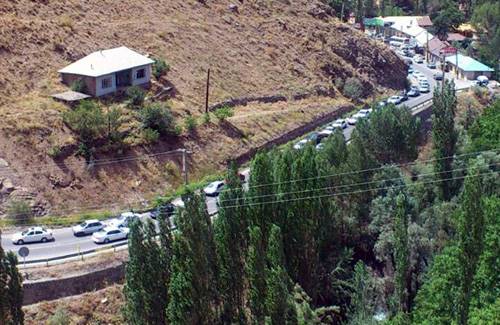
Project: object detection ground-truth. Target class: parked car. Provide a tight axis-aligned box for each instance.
[419,85,430,93]
[203,180,225,197]
[377,100,387,108]
[306,132,319,144]
[413,55,424,63]
[150,202,176,219]
[413,70,423,78]
[476,75,489,86]
[11,227,53,245]
[293,139,308,150]
[347,109,371,125]
[109,212,140,228]
[92,227,129,244]
[315,143,325,150]
[408,67,414,74]
[317,129,333,142]
[399,92,409,102]
[417,76,428,83]
[331,119,347,129]
[72,220,105,236]
[434,72,444,80]
[427,62,437,69]
[407,88,420,97]
[387,95,402,105]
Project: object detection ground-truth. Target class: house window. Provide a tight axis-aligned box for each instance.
[101,77,112,89]
[136,68,145,79]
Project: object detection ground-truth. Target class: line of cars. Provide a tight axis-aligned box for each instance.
[293,118,348,150]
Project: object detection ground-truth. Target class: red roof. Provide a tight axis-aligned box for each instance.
[447,33,467,42]
[428,37,449,56]
[417,16,433,27]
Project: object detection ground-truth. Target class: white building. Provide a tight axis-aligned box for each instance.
[58,46,154,97]
[380,16,433,47]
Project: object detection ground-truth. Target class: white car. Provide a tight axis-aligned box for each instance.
[419,85,430,93]
[331,119,347,129]
[11,227,53,245]
[387,96,402,104]
[72,219,105,236]
[347,109,371,125]
[315,143,325,150]
[413,70,423,78]
[92,227,129,244]
[293,139,308,150]
[109,212,140,228]
[413,55,423,63]
[203,181,225,197]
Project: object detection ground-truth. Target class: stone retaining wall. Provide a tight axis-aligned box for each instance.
[23,263,125,305]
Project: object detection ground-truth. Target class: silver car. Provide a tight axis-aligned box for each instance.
[72,219,104,236]
[92,227,129,244]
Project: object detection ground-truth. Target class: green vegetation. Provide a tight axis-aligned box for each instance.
[468,100,500,152]
[184,115,197,132]
[343,77,364,100]
[152,57,170,79]
[213,106,234,121]
[139,102,175,136]
[0,234,24,324]
[471,1,500,79]
[70,79,87,93]
[141,127,159,144]
[47,307,70,325]
[6,200,33,225]
[432,1,465,40]
[126,86,145,108]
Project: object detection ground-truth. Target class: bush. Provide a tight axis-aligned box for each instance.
[334,78,344,90]
[343,77,364,100]
[48,307,71,325]
[126,86,146,107]
[63,100,105,146]
[139,102,175,135]
[152,58,170,79]
[213,106,234,121]
[48,145,62,158]
[184,115,197,132]
[202,112,211,124]
[71,79,87,93]
[142,128,160,143]
[7,200,33,225]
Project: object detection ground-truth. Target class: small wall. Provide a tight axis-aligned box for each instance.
[131,64,152,86]
[22,263,125,305]
[96,73,116,97]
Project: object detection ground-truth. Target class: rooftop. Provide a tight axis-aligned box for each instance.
[58,46,154,77]
[446,33,467,42]
[428,37,449,56]
[417,16,433,27]
[380,16,434,46]
[445,53,494,72]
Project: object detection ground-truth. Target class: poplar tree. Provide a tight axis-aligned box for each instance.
[393,194,410,313]
[432,80,457,201]
[247,226,267,324]
[214,163,247,323]
[457,164,485,325]
[6,252,23,325]
[0,232,8,323]
[266,224,292,325]
[168,192,219,323]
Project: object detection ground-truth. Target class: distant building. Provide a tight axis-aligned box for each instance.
[445,53,494,80]
[446,33,467,43]
[427,37,449,62]
[58,46,154,97]
[380,16,433,47]
[416,16,433,29]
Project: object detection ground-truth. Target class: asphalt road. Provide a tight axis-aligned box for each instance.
[1,58,442,263]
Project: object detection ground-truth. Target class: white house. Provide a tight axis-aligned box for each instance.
[58,46,154,97]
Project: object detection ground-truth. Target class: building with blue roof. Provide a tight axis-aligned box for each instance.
[445,53,494,80]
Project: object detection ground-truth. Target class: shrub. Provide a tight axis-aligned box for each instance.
[71,79,87,93]
[48,145,62,158]
[152,58,170,79]
[202,112,211,124]
[7,200,33,225]
[48,307,71,325]
[63,100,105,146]
[334,78,344,90]
[126,86,146,107]
[213,106,234,121]
[174,124,183,135]
[142,128,160,143]
[139,102,175,135]
[343,77,364,100]
[184,115,197,132]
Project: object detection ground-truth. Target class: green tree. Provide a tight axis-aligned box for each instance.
[471,1,500,78]
[432,80,458,201]
[468,100,500,152]
[214,164,247,323]
[432,1,465,40]
[105,106,123,143]
[5,252,23,325]
[139,102,175,136]
[348,261,377,325]
[393,194,410,313]
[152,57,170,79]
[343,78,364,100]
[265,224,292,324]
[247,226,267,324]
[457,164,485,325]
[356,104,420,164]
[126,86,145,107]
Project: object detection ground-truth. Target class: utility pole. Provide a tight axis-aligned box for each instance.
[179,148,192,185]
[205,68,210,114]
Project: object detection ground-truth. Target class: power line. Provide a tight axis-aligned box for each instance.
[220,171,497,209]
[218,162,499,205]
[216,148,500,195]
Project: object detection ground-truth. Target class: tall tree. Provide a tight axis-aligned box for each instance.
[393,194,410,313]
[265,225,292,324]
[214,163,247,323]
[432,80,457,201]
[471,2,500,79]
[457,164,485,325]
[247,226,267,324]
[0,232,8,323]
[348,261,377,325]
[5,252,23,325]
[168,191,219,323]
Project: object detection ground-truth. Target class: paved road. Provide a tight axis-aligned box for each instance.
[0,58,445,264]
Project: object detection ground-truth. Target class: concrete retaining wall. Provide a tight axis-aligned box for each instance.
[23,263,125,305]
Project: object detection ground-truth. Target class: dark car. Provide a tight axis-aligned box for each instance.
[307,132,320,145]
[151,203,176,219]
[399,92,409,102]
[434,72,444,80]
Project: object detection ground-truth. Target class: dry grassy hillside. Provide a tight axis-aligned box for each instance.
[0,0,406,217]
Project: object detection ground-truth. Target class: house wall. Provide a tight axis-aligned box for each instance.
[95,73,116,97]
[60,74,97,96]
[131,64,152,86]
[462,70,492,80]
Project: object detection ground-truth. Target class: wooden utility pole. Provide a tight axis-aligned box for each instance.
[181,149,188,185]
[205,68,210,114]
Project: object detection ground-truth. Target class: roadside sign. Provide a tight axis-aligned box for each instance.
[18,246,29,268]
[440,47,457,55]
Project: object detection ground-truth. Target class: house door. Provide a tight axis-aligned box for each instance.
[116,69,132,87]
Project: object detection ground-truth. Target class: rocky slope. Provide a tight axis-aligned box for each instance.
[0,0,406,218]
